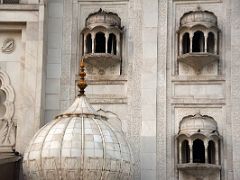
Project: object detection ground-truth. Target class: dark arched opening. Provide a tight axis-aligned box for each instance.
[182,33,190,54]
[208,140,216,164]
[193,139,205,163]
[192,31,205,52]
[108,33,117,55]
[95,32,105,53]
[207,32,215,53]
[86,34,92,54]
[181,140,190,163]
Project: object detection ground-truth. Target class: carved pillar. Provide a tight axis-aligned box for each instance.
[91,32,95,53]
[204,32,208,53]
[214,35,218,54]
[204,140,208,163]
[83,34,87,55]
[117,34,120,56]
[190,32,193,53]
[189,140,193,163]
[179,34,183,55]
[215,141,219,164]
[105,32,109,53]
[179,141,182,163]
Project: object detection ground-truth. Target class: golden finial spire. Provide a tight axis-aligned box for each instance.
[77,59,87,96]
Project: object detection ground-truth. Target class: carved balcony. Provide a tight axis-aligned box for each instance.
[177,52,219,72]
[177,163,221,178]
[82,53,121,69]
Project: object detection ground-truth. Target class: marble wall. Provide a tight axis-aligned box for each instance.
[0,2,46,154]
[43,0,240,179]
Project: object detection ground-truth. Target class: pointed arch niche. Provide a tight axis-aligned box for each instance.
[0,69,16,152]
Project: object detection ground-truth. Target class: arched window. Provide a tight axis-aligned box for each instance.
[86,34,92,54]
[182,33,190,54]
[192,31,205,52]
[193,139,205,163]
[208,140,216,164]
[108,33,117,55]
[207,32,215,53]
[181,140,190,163]
[95,32,105,53]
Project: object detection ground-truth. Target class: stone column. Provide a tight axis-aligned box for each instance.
[117,34,120,56]
[179,141,182,163]
[189,141,193,163]
[215,141,219,164]
[179,34,183,55]
[105,32,109,53]
[214,34,218,54]
[190,32,193,53]
[204,32,208,53]
[204,141,208,163]
[91,32,95,53]
[83,34,87,55]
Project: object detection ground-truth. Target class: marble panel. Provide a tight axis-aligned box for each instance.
[174,83,224,99]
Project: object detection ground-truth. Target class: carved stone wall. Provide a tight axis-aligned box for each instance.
[0,4,46,155]
[0,70,15,152]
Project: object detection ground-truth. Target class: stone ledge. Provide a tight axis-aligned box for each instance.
[0,4,39,11]
[76,75,127,85]
[0,153,21,165]
[172,75,225,82]
[88,96,127,104]
[172,98,225,105]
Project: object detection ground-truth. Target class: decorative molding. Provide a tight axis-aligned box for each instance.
[0,69,16,152]
[2,38,15,54]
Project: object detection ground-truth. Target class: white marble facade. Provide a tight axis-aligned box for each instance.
[1,0,240,179]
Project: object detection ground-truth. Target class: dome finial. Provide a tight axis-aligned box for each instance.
[77,58,87,96]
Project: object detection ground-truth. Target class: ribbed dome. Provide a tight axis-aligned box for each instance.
[85,8,121,29]
[23,95,133,180]
[180,10,217,28]
[179,113,218,136]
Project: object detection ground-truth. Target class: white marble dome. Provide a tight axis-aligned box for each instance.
[179,113,218,136]
[23,95,133,180]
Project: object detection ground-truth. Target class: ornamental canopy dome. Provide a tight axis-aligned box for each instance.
[23,60,133,180]
[179,113,218,137]
[85,8,122,29]
[180,10,217,28]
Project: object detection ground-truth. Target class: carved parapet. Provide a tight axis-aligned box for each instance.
[83,53,121,69]
[177,53,219,72]
[177,163,221,178]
